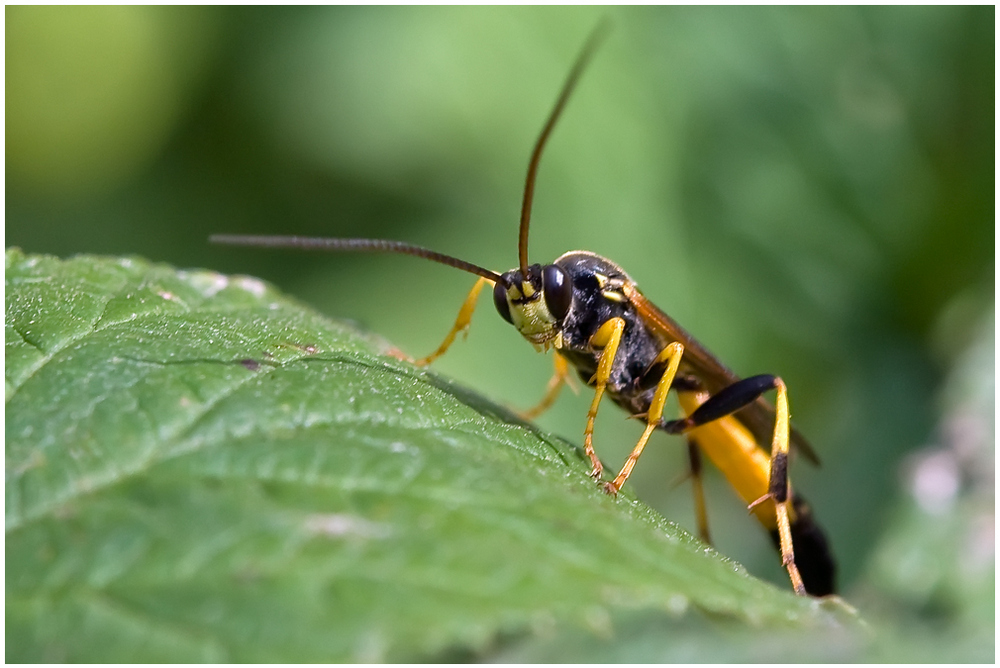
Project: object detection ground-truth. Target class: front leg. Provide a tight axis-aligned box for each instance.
[395,277,490,367]
[582,317,626,480]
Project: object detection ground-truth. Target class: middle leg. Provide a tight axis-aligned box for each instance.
[604,341,685,495]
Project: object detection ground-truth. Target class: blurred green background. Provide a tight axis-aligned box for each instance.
[6,6,993,659]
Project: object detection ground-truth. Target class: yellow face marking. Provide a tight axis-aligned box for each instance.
[506,284,558,345]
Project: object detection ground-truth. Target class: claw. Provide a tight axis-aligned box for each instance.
[387,347,415,363]
[603,481,620,496]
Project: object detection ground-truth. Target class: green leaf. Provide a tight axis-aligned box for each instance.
[6,248,860,662]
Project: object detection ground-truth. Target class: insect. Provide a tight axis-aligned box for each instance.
[212,24,836,596]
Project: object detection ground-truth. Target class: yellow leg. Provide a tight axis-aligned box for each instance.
[745,378,805,595]
[402,277,490,367]
[768,379,806,595]
[606,341,684,494]
[521,354,574,420]
[673,375,811,594]
[686,437,712,545]
[583,318,626,479]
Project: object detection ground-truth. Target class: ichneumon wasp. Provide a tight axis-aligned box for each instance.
[212,23,836,596]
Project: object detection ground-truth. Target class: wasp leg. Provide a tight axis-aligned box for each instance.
[583,317,626,480]
[605,342,684,495]
[666,374,807,595]
[770,495,836,596]
[667,437,712,544]
[686,437,712,545]
[753,378,806,595]
[521,354,574,420]
[399,277,490,367]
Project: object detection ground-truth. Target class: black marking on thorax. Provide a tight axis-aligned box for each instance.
[553,252,669,415]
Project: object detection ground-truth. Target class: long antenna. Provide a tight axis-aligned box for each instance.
[209,235,503,283]
[517,19,611,277]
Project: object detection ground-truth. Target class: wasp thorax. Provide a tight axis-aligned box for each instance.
[492,263,572,347]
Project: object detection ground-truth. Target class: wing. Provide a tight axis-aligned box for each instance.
[623,284,820,466]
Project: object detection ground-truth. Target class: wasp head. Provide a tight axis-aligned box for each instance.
[493,263,573,347]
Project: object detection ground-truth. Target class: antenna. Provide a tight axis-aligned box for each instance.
[209,235,503,283]
[517,19,611,277]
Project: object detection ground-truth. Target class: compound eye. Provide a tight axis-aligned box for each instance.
[493,280,513,324]
[542,264,572,321]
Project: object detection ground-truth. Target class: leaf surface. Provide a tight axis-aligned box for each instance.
[6,249,859,661]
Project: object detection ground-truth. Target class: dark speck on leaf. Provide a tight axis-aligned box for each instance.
[241,358,261,371]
